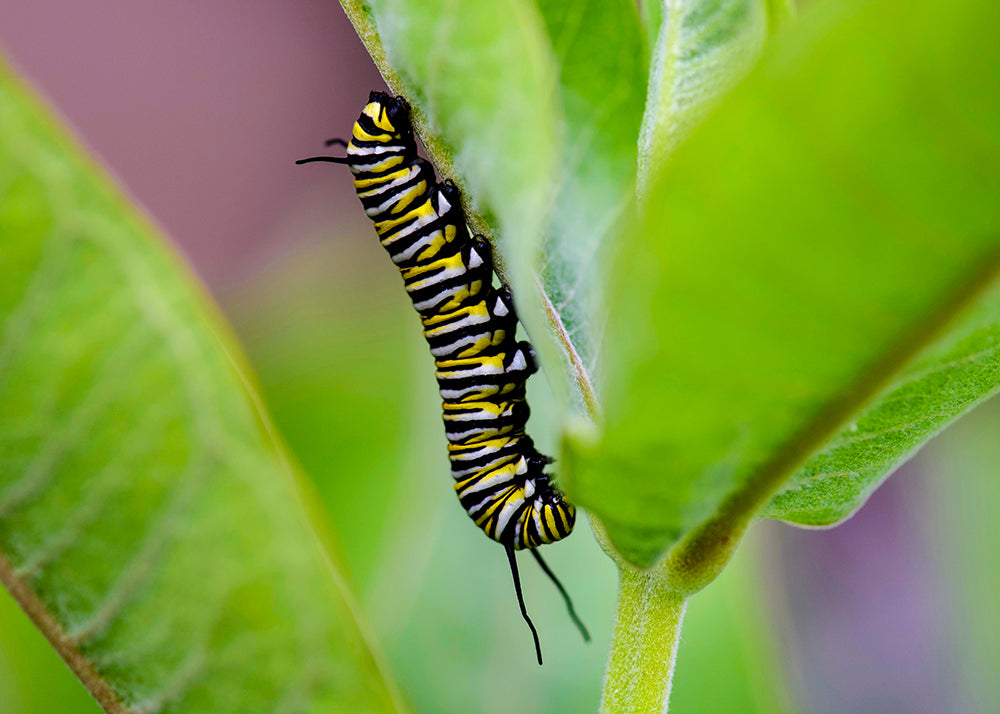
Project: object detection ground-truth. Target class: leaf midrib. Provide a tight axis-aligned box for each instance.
[0,551,130,714]
[637,0,681,197]
[666,241,1000,589]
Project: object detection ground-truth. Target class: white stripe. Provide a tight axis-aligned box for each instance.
[450,459,507,478]
[436,360,503,379]
[380,211,439,245]
[405,264,465,293]
[392,228,443,264]
[493,497,523,535]
[439,384,497,400]
[533,508,544,540]
[349,143,406,157]
[446,425,512,442]
[412,287,457,312]
[444,402,513,422]
[365,184,424,217]
[356,166,417,198]
[429,331,487,357]
[350,156,404,172]
[424,310,490,336]
[449,439,517,461]
[450,444,495,461]
[460,465,516,496]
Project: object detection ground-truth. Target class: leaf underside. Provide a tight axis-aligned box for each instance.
[637,0,770,192]
[763,284,1000,525]
[532,0,647,413]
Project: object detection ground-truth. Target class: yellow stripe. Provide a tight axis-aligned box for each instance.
[409,231,449,262]
[422,301,489,327]
[448,436,516,454]
[354,166,410,189]
[352,123,392,143]
[364,101,396,132]
[374,199,435,235]
[356,155,406,175]
[389,181,429,214]
[442,401,507,417]
[436,351,504,371]
[400,250,465,280]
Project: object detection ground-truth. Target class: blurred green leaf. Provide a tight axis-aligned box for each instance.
[922,399,1000,711]
[670,529,796,714]
[0,60,402,712]
[227,239,438,592]
[228,240,620,713]
[566,0,1000,568]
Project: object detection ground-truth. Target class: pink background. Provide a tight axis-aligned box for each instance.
[1,0,381,290]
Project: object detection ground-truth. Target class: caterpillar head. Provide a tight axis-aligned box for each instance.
[517,452,576,548]
[367,91,412,138]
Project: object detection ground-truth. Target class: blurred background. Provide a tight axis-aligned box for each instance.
[1,2,998,712]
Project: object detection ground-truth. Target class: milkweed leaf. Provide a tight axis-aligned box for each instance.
[0,58,404,713]
[566,0,1000,569]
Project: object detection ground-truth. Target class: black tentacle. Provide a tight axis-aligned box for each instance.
[530,547,590,643]
[506,544,543,665]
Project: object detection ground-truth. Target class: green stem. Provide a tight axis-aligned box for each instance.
[601,565,687,714]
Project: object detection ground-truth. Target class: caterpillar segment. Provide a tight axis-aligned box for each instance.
[297,90,588,664]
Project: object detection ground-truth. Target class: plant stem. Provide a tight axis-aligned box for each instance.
[601,565,687,714]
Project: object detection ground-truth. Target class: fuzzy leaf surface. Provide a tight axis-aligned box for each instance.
[532,0,647,413]
[0,61,402,713]
[637,0,772,192]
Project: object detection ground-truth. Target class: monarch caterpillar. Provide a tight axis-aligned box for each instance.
[298,91,588,664]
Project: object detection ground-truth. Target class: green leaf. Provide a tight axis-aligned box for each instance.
[532,0,648,414]
[565,0,1000,570]
[637,0,773,195]
[0,587,102,712]
[0,59,403,712]
[340,0,560,327]
[762,284,1000,525]
[923,401,1000,709]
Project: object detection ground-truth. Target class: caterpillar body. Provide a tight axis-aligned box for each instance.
[298,91,587,663]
